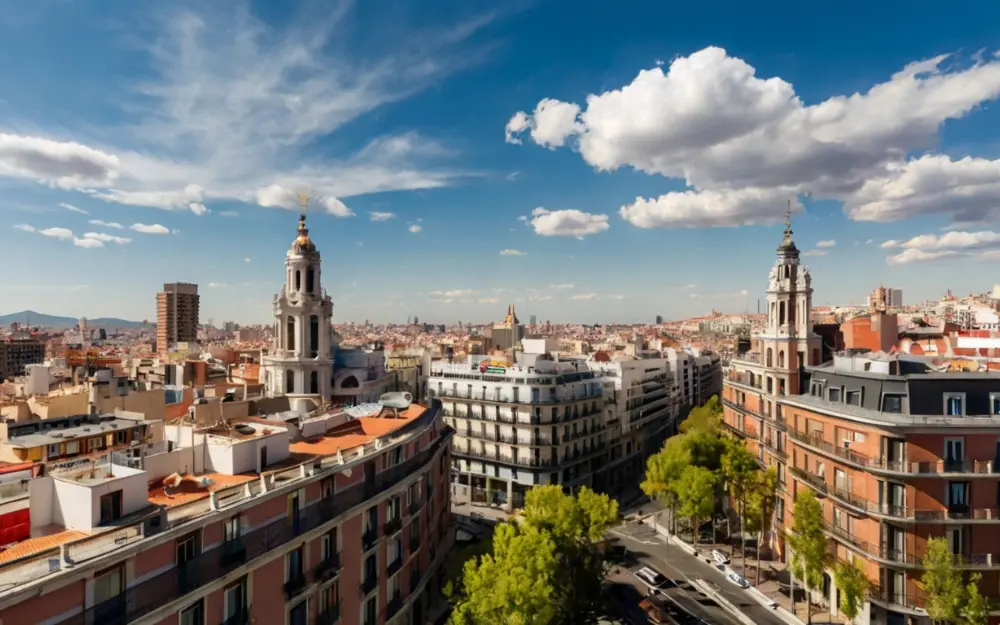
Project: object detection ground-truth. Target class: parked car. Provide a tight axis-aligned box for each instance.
[726,570,750,589]
[711,549,730,565]
[634,567,670,594]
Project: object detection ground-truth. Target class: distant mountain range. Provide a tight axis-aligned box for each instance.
[0,310,147,329]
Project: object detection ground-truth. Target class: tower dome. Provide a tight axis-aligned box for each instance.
[290,214,317,255]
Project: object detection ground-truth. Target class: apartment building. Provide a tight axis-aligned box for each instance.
[433,351,607,509]
[0,411,153,464]
[0,337,45,381]
[664,348,724,411]
[587,356,680,495]
[723,219,1000,624]
[0,397,453,625]
[157,283,200,353]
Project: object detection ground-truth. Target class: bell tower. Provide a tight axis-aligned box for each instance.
[262,192,335,411]
[758,205,821,398]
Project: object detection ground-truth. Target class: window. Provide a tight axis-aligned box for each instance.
[286,369,295,394]
[322,528,338,560]
[289,600,308,625]
[223,579,247,620]
[947,482,970,514]
[321,477,335,499]
[286,316,296,351]
[828,388,841,402]
[93,565,124,604]
[944,394,965,416]
[180,600,204,625]
[224,516,241,542]
[65,440,79,454]
[947,527,964,556]
[99,490,123,524]
[310,371,319,394]
[116,430,127,445]
[991,393,1000,415]
[286,546,304,582]
[306,268,315,294]
[845,390,861,406]
[309,315,319,357]
[882,394,903,413]
[176,532,199,563]
[319,580,339,613]
[46,443,60,458]
[364,595,377,625]
[295,270,301,291]
[944,439,965,470]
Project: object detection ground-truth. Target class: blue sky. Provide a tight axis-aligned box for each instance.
[3,0,1000,325]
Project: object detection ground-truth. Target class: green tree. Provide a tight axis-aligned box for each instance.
[746,467,778,585]
[963,573,990,625]
[833,558,870,624]
[720,438,758,569]
[641,436,692,533]
[788,490,828,624]
[676,465,717,546]
[680,395,722,435]
[522,485,619,624]
[919,537,966,624]
[450,523,559,625]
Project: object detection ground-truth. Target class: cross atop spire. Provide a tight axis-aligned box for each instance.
[777,199,798,255]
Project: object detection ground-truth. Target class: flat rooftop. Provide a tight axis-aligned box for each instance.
[7,417,146,449]
[290,403,426,456]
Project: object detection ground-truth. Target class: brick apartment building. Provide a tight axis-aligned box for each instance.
[0,399,454,625]
[156,283,200,353]
[723,221,1000,624]
[0,337,45,381]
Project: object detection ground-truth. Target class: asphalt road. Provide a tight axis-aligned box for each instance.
[607,521,788,625]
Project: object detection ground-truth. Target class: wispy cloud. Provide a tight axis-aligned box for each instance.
[499,249,526,256]
[408,224,422,233]
[550,284,574,289]
[89,219,123,229]
[571,292,598,300]
[59,202,87,214]
[370,211,395,221]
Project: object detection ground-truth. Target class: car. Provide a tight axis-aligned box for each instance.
[726,570,750,589]
[711,549,731,565]
[633,566,670,594]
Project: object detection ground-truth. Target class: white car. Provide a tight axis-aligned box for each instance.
[711,549,731,565]
[634,567,670,594]
[726,570,750,589]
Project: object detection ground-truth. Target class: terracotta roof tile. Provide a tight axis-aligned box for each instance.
[0,530,85,564]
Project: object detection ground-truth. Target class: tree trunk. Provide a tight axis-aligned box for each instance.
[740,499,746,574]
[790,574,796,621]
[805,586,812,625]
[692,516,698,546]
[756,508,765,585]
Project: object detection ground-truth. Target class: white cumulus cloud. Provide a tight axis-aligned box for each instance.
[508,47,1000,228]
[131,223,171,234]
[883,230,1000,264]
[408,224,422,233]
[816,240,836,248]
[530,207,609,238]
[0,133,119,188]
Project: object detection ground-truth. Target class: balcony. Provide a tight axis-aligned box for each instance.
[824,522,919,566]
[314,552,341,581]
[220,539,247,566]
[452,447,557,468]
[454,429,559,446]
[384,516,403,537]
[316,604,340,625]
[789,467,828,495]
[387,554,404,577]
[721,398,785,431]
[360,575,378,596]
[387,594,403,618]
[436,389,591,407]
[283,571,307,599]
[362,525,380,551]
[221,605,251,625]
[46,411,452,625]
[408,498,422,516]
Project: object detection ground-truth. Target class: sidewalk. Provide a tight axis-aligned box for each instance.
[640,518,845,625]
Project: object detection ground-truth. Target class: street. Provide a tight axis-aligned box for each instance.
[607,520,788,625]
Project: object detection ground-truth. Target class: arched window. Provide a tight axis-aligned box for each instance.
[287,316,296,351]
[778,350,785,368]
[341,375,360,389]
[306,268,315,294]
[285,370,295,394]
[309,315,319,357]
[779,301,786,326]
[766,348,773,367]
[295,270,301,292]
[766,377,773,394]
[310,371,319,394]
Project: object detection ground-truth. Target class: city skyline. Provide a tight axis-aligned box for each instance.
[3,1,1000,323]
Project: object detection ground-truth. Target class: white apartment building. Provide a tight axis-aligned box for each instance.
[664,348,723,410]
[587,356,680,495]
[432,354,607,510]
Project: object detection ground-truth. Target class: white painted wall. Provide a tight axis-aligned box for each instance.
[28,476,56,530]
